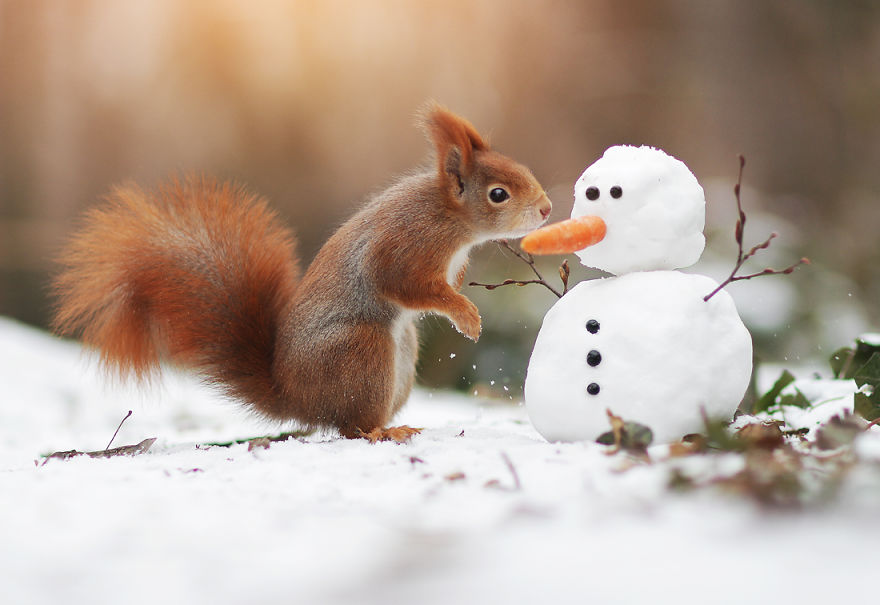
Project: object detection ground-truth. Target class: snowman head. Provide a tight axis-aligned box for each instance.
[571,145,705,275]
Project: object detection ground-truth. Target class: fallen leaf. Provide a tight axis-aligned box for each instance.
[42,438,157,465]
[668,436,708,458]
[815,413,868,450]
[736,422,785,451]
[712,450,804,509]
[596,409,653,456]
[247,438,271,451]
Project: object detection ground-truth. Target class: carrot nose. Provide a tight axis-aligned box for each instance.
[521,215,606,255]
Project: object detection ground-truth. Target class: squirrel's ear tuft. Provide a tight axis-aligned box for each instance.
[419,102,489,192]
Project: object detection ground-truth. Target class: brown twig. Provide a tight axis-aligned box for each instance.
[39,410,157,465]
[500,451,522,490]
[106,410,133,450]
[704,155,810,302]
[468,240,569,299]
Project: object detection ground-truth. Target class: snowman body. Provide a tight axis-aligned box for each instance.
[525,271,752,443]
[524,145,753,443]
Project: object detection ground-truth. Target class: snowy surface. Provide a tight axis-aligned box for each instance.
[3,316,880,605]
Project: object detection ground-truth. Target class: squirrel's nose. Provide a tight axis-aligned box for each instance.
[539,200,552,219]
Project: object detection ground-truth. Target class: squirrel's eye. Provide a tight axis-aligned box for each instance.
[489,187,510,203]
[610,185,623,199]
[585,186,600,201]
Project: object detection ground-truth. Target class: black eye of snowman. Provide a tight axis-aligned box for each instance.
[610,185,622,199]
[585,186,600,201]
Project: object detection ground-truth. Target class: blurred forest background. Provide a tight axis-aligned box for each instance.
[1,0,878,397]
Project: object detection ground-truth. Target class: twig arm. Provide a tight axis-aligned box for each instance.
[468,239,569,299]
[704,156,809,301]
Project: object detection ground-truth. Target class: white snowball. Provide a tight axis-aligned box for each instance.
[525,271,752,443]
[572,146,706,275]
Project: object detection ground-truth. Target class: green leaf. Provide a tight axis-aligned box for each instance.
[596,431,614,446]
[856,336,880,354]
[624,422,654,449]
[815,413,868,449]
[754,370,796,413]
[831,338,880,380]
[596,421,654,450]
[829,347,854,379]
[853,391,880,422]
[853,352,880,388]
[700,416,743,452]
[851,353,880,421]
[777,387,811,409]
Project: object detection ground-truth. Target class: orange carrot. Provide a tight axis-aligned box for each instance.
[521,215,607,255]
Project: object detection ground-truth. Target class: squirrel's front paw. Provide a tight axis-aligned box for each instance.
[453,301,482,342]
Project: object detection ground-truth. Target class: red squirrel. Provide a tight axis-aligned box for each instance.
[52,105,552,442]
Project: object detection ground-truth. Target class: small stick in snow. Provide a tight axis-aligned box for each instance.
[500,451,522,491]
[704,155,809,302]
[469,240,569,299]
[105,410,133,450]
[40,410,156,465]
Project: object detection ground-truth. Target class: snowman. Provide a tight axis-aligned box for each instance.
[522,145,753,444]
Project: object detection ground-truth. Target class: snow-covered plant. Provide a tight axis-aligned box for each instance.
[830,335,880,421]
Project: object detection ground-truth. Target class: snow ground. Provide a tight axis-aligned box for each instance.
[2,317,880,605]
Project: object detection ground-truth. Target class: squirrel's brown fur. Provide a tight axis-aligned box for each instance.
[53,105,551,441]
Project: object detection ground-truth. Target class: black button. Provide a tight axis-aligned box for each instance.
[587,383,600,395]
[587,350,602,366]
[586,319,600,334]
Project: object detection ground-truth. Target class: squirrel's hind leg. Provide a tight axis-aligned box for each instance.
[390,317,419,416]
[351,316,422,444]
[355,426,422,444]
[315,323,422,443]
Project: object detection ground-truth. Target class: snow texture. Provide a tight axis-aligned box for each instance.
[572,145,705,275]
[3,317,880,605]
[526,271,752,443]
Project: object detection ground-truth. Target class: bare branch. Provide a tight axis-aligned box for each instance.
[500,451,522,491]
[468,278,560,294]
[106,410,133,450]
[704,156,810,301]
[468,239,569,299]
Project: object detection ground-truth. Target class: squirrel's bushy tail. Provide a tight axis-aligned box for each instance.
[53,175,300,416]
